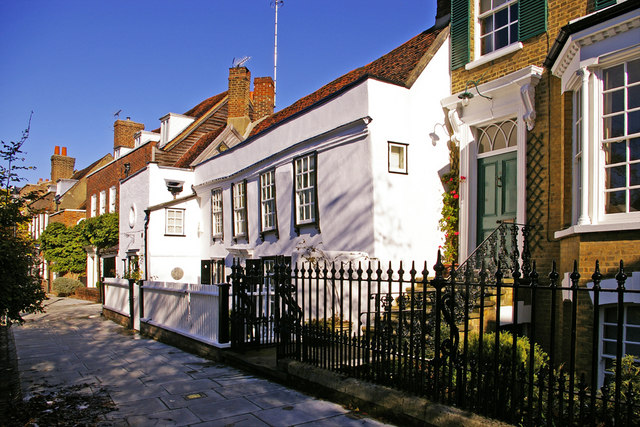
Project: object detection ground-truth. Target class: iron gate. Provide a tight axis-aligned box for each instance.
[230,257,299,352]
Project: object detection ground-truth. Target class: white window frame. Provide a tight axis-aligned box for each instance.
[109,186,117,213]
[232,181,247,238]
[165,208,185,236]
[476,0,519,57]
[572,87,584,225]
[260,170,277,234]
[294,153,317,226]
[99,190,106,215]
[388,142,408,174]
[211,188,224,239]
[90,194,97,217]
[599,304,640,387]
[600,58,640,218]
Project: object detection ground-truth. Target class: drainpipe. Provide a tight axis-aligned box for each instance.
[143,209,150,281]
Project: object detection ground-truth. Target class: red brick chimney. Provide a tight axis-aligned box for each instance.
[253,77,275,121]
[51,146,75,182]
[114,118,144,150]
[228,67,251,135]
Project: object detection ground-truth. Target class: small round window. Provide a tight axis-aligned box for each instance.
[128,204,137,228]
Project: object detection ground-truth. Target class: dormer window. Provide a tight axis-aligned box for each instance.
[159,113,196,148]
[479,0,518,55]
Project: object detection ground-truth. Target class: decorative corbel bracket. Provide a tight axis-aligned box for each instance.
[520,83,536,131]
[447,108,463,146]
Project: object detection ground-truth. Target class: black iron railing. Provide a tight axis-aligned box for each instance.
[261,254,640,426]
[457,221,533,284]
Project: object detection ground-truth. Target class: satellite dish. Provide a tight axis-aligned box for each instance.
[232,56,251,68]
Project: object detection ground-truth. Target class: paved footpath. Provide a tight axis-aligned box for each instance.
[13,297,394,426]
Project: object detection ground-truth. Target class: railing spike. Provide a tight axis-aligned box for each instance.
[592,260,603,287]
[616,260,627,286]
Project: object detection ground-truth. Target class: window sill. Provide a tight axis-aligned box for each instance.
[465,42,523,71]
[164,233,186,237]
[554,221,640,239]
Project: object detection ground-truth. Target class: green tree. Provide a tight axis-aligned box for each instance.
[0,114,46,324]
[82,213,118,251]
[39,221,87,274]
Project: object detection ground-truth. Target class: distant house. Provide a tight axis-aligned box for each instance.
[117,68,275,281]
[21,146,111,290]
[138,21,451,284]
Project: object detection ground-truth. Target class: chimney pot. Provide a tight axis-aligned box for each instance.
[62,147,67,156]
[54,146,60,155]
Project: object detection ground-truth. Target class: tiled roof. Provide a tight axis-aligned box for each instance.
[150,91,229,134]
[174,126,226,168]
[183,92,228,119]
[71,154,112,180]
[249,25,448,138]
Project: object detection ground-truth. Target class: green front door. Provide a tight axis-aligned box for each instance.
[477,151,517,245]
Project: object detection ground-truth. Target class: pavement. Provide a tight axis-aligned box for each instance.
[11,297,395,426]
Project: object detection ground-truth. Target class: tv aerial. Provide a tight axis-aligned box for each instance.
[113,109,122,119]
[232,56,251,68]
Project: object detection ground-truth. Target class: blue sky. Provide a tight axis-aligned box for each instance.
[0,0,437,184]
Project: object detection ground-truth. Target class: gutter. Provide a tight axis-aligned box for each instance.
[543,1,640,69]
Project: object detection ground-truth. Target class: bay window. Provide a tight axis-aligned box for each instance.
[602,59,640,215]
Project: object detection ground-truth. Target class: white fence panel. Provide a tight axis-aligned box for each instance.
[142,281,229,348]
[103,278,130,316]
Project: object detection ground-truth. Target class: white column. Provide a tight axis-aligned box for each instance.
[577,68,591,226]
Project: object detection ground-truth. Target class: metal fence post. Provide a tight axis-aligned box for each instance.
[218,283,230,344]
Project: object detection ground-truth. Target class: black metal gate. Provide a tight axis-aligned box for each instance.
[230,257,298,351]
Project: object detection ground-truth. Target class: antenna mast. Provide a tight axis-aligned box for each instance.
[273,0,283,108]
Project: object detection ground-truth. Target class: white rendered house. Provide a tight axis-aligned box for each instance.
[185,25,452,283]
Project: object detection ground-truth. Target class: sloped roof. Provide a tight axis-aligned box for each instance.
[184,91,228,119]
[150,91,228,134]
[174,126,226,168]
[249,25,448,138]
[71,153,113,180]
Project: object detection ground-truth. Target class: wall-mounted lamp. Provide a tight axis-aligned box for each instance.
[429,122,451,146]
[458,90,474,106]
[166,181,184,199]
[458,75,492,107]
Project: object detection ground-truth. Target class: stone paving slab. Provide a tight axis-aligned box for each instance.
[12,297,395,426]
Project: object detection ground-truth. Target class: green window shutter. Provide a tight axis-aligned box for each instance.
[595,0,616,10]
[519,0,547,41]
[451,0,470,70]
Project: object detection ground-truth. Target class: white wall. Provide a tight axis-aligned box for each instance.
[118,163,196,280]
[368,36,450,264]
[147,196,201,283]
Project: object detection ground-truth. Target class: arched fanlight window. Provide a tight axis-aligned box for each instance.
[476,119,518,154]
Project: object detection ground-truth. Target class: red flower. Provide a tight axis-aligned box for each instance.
[453,194,459,199]
[460,176,467,181]
[454,231,459,236]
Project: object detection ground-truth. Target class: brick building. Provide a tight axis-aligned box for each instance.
[21,146,111,290]
[439,0,639,385]
[87,67,274,284]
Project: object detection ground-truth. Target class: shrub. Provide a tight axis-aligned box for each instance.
[52,277,83,297]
